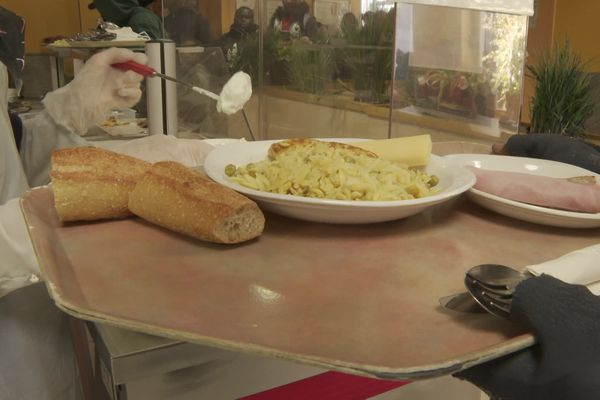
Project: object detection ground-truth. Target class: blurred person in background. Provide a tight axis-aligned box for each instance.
[90,0,164,39]
[217,6,258,61]
[339,11,358,37]
[163,0,212,46]
[269,0,320,40]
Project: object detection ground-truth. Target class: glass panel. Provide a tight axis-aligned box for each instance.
[161,0,212,46]
[160,0,250,139]
[213,1,528,141]
[392,4,528,137]
[246,0,395,140]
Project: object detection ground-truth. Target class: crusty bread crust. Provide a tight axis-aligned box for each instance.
[128,161,265,244]
[268,138,378,160]
[50,147,150,221]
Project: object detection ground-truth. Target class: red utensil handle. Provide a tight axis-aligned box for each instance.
[112,60,156,77]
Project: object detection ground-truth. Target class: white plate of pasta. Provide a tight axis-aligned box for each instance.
[204,139,476,224]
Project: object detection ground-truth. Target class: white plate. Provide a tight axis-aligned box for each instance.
[444,154,600,229]
[98,118,148,138]
[204,139,476,224]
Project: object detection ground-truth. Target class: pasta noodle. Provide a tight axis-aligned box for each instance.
[225,140,438,201]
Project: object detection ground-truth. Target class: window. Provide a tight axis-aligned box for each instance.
[361,0,394,13]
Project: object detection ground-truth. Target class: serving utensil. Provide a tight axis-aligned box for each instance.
[112,60,256,140]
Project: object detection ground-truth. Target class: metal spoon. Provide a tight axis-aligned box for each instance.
[466,264,530,291]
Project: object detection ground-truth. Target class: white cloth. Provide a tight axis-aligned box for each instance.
[0,283,82,400]
[20,111,90,187]
[526,244,600,294]
[109,134,216,167]
[0,64,29,204]
[0,197,40,299]
[0,63,82,399]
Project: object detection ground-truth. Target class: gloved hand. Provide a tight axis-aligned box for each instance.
[454,275,600,400]
[492,134,600,174]
[43,47,147,135]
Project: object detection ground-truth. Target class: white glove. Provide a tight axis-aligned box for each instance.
[43,48,148,135]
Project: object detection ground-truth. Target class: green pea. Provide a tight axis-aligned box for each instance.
[224,164,237,176]
[428,175,439,187]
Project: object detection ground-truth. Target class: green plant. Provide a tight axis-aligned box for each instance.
[342,10,394,103]
[287,43,334,94]
[528,40,595,137]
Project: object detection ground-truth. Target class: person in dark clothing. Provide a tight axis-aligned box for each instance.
[268,0,319,40]
[217,7,258,61]
[163,0,212,46]
[91,0,164,39]
[492,133,600,174]
[340,12,358,37]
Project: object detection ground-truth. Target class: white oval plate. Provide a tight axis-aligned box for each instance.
[444,154,600,229]
[204,139,476,224]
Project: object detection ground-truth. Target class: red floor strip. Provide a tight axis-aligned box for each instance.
[239,371,411,400]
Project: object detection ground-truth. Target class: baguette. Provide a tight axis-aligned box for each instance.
[50,147,150,222]
[128,161,265,244]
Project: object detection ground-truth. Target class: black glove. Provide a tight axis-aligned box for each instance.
[454,275,600,400]
[499,134,600,174]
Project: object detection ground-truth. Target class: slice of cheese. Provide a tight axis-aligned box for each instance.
[352,135,432,167]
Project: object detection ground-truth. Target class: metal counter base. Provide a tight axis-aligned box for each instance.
[86,322,483,400]
[88,322,326,400]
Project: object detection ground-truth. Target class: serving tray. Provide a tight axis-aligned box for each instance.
[21,186,599,379]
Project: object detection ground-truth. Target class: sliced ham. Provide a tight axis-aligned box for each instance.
[468,167,600,214]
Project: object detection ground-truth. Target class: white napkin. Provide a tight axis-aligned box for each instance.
[105,26,150,41]
[525,244,600,294]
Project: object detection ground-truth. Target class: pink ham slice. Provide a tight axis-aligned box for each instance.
[468,167,600,214]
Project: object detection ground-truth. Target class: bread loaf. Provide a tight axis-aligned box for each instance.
[50,147,150,221]
[128,161,265,244]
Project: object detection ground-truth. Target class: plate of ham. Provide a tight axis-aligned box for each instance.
[444,154,600,228]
